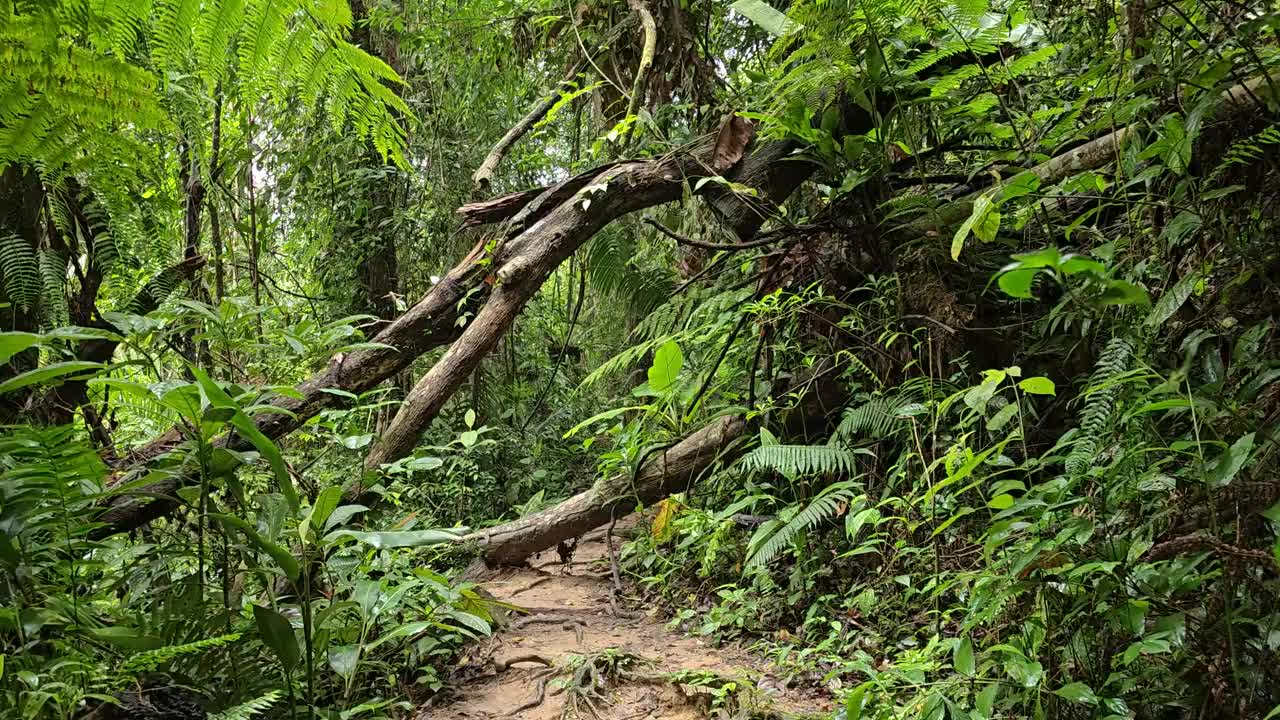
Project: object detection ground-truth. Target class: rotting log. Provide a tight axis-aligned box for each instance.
[466,416,747,565]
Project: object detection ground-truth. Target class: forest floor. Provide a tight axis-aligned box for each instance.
[419,519,833,719]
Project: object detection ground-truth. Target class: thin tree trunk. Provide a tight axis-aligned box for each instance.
[473,57,589,189]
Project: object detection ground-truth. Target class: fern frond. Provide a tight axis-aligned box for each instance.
[745,481,864,568]
[1211,124,1280,180]
[1064,336,1133,475]
[210,691,283,720]
[0,233,40,314]
[121,633,242,675]
[39,248,69,326]
[837,394,920,441]
[738,444,862,477]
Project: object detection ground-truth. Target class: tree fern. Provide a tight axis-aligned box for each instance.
[745,480,864,568]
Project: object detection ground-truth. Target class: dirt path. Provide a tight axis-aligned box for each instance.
[419,521,832,719]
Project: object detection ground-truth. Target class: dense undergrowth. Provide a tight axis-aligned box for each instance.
[3,0,1280,719]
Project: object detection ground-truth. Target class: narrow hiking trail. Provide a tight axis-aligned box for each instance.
[420,521,833,720]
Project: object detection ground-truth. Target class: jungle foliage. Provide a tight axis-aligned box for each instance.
[1,0,1279,719]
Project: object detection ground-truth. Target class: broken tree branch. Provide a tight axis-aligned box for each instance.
[473,57,589,189]
[364,156,702,471]
[620,0,657,148]
[889,71,1280,241]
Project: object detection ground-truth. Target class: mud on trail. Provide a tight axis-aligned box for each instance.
[419,521,832,720]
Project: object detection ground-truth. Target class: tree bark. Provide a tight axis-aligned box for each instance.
[467,415,746,565]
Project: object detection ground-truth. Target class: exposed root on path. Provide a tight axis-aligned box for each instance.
[424,517,832,720]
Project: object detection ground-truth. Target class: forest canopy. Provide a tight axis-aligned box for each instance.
[1,0,1279,719]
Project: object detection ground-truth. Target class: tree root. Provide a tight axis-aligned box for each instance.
[604,513,642,620]
[502,666,557,718]
[495,653,555,672]
[510,576,554,596]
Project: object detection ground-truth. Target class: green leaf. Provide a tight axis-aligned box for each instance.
[0,361,103,396]
[304,486,343,538]
[212,513,301,582]
[974,208,1001,243]
[1054,682,1099,705]
[976,683,999,718]
[1096,280,1150,306]
[952,195,994,260]
[564,405,647,438]
[405,456,444,471]
[729,0,801,36]
[328,644,359,678]
[1000,172,1041,202]
[324,504,370,532]
[341,433,374,449]
[1206,432,1255,488]
[253,605,299,673]
[997,268,1038,298]
[1146,273,1198,328]
[192,366,298,510]
[988,494,1015,510]
[843,684,868,720]
[323,528,467,549]
[954,636,976,675]
[83,626,163,650]
[1018,377,1055,395]
[647,340,683,393]
[0,332,42,364]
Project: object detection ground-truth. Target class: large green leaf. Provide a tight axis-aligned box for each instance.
[729,0,801,36]
[951,195,995,260]
[0,332,41,365]
[213,513,301,581]
[302,486,343,543]
[1206,432,1255,488]
[253,604,299,673]
[192,366,299,510]
[647,340,683,393]
[0,362,103,396]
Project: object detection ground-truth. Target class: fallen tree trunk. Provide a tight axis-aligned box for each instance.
[94,249,490,536]
[466,415,746,565]
[98,134,723,535]
[364,157,700,469]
